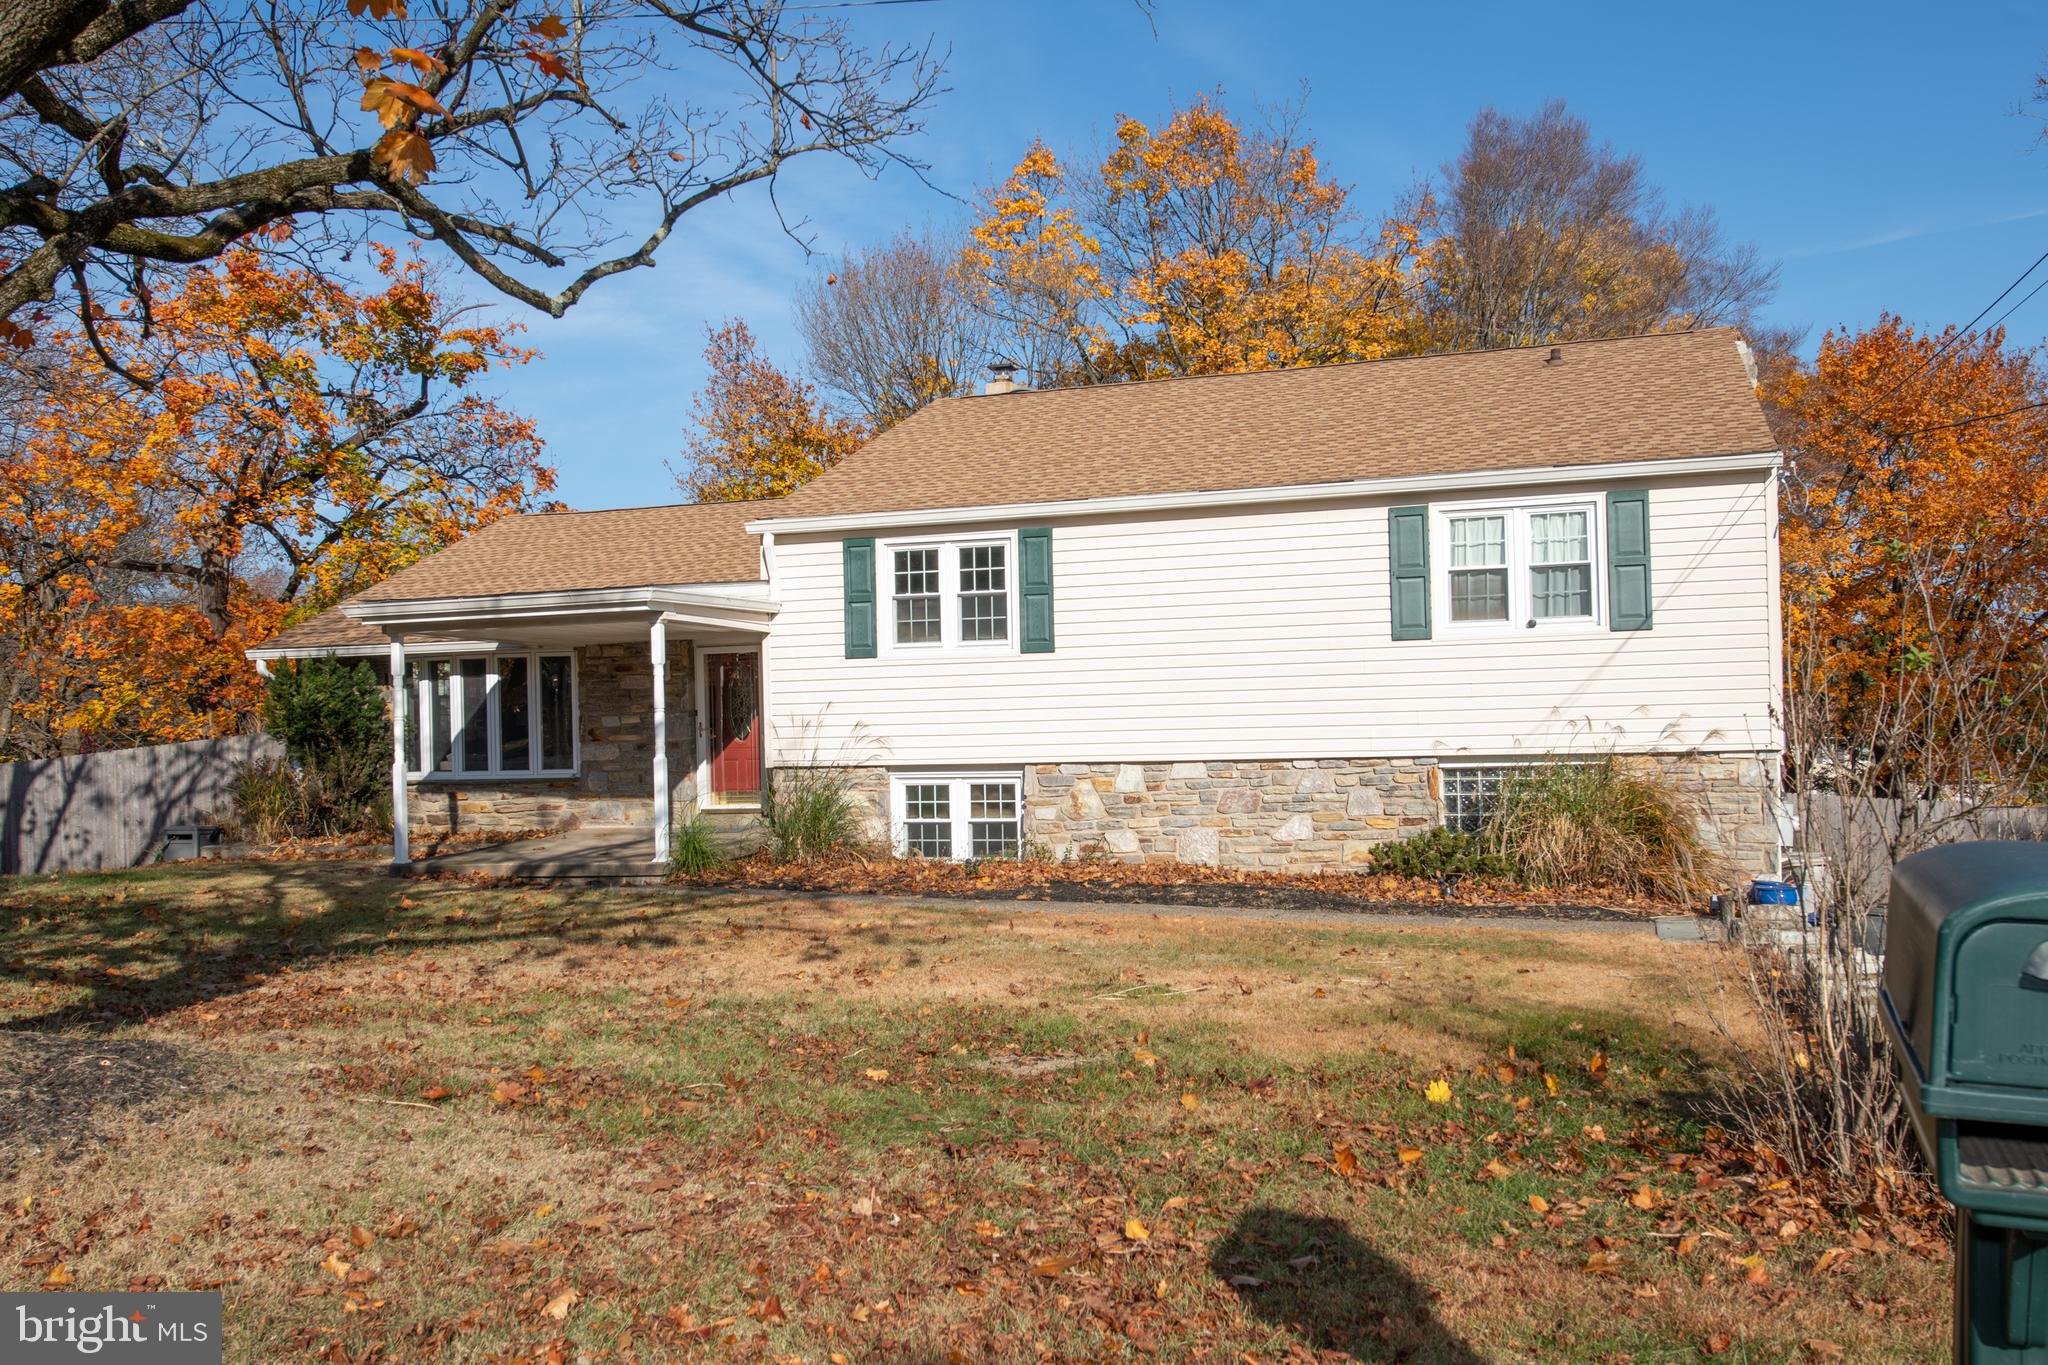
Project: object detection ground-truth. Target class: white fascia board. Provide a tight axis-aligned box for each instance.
[341,582,776,626]
[244,638,510,663]
[244,643,389,662]
[743,450,1784,535]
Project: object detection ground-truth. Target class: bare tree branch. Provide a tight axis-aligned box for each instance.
[1,0,946,334]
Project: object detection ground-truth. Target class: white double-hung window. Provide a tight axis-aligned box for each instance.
[890,773,1023,860]
[883,533,1015,652]
[1438,498,1601,629]
[404,653,577,778]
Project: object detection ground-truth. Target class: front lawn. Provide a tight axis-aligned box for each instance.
[0,864,1945,1361]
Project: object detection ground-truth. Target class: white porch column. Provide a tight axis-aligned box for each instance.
[388,638,410,866]
[650,616,670,865]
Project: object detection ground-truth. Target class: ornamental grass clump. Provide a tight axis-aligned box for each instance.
[1488,757,1730,905]
[668,815,726,876]
[763,766,859,863]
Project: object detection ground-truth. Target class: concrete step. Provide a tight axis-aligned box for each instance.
[687,808,767,856]
[402,827,666,882]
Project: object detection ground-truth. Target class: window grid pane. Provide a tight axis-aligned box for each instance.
[458,658,489,772]
[1529,511,1589,565]
[1531,564,1592,619]
[538,655,574,771]
[497,657,531,773]
[903,783,951,858]
[1442,766,1507,833]
[402,661,423,772]
[1450,567,1509,622]
[959,544,1009,642]
[1449,516,1506,568]
[894,548,942,643]
[427,660,453,772]
[968,781,1020,858]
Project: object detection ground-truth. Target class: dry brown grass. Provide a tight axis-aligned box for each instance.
[0,863,1945,1362]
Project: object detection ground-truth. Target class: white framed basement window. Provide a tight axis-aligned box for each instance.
[1440,761,1593,832]
[880,532,1017,654]
[403,652,578,780]
[1440,765,1511,833]
[890,772,1024,860]
[1435,495,1603,632]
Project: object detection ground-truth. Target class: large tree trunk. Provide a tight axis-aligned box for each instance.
[1,0,195,101]
[194,547,232,633]
[0,0,107,100]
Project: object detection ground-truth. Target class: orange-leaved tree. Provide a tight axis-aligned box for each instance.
[0,247,552,757]
[1746,315,2048,1203]
[676,319,867,502]
[962,94,1431,385]
[1768,313,2048,803]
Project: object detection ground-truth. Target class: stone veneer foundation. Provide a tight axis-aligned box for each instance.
[792,753,1782,877]
[408,639,696,835]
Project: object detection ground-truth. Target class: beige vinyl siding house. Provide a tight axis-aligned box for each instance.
[754,460,1783,873]
[762,464,1780,763]
[252,327,1788,875]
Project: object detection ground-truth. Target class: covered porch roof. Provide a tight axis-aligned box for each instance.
[344,583,775,642]
[248,498,778,661]
[242,499,783,873]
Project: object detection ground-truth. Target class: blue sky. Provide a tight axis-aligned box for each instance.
[482,0,2048,510]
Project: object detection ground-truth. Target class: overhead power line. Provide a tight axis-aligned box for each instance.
[1984,269,2048,339]
[1850,243,2048,422]
[1892,398,2048,441]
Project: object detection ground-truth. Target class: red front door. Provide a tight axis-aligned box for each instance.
[707,651,761,804]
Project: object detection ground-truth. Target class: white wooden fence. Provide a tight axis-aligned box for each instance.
[0,734,281,874]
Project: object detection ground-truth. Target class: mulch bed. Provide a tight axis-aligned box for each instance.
[0,1033,195,1156]
[685,852,1672,924]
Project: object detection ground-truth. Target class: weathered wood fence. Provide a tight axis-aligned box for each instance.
[1797,792,2048,910]
[0,734,281,875]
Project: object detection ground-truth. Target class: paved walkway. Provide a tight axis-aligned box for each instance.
[399,838,1712,938]
[655,883,1703,938]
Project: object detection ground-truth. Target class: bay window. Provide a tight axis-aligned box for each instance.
[891,773,1023,859]
[1438,499,1601,629]
[883,534,1015,651]
[403,652,576,778]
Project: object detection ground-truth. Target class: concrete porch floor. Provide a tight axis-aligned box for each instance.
[400,821,761,882]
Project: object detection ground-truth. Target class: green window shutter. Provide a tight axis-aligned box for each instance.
[1606,489,1653,631]
[843,537,876,658]
[1387,505,1431,640]
[1019,526,1055,653]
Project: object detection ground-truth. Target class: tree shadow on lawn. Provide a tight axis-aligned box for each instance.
[1211,1205,1487,1363]
[0,863,840,1036]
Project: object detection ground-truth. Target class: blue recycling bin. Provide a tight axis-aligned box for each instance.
[1748,879,1801,906]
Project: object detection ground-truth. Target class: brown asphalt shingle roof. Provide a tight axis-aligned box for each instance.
[354,499,768,603]
[758,328,1774,521]
[271,331,1766,621]
[256,605,387,653]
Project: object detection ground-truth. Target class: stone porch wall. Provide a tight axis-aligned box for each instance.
[786,752,1781,877]
[408,639,695,835]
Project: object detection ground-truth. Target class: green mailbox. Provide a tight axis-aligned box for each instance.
[1881,841,2048,1363]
